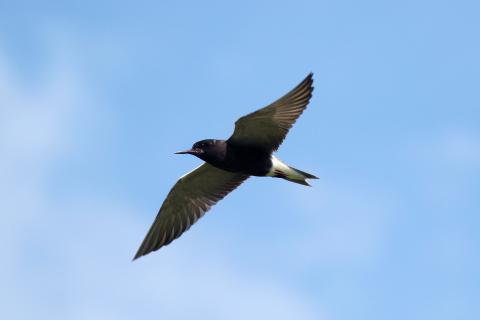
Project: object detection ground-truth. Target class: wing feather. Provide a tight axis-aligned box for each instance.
[133,163,249,260]
[228,73,314,151]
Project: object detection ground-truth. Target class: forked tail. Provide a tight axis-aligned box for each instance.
[285,166,319,186]
[268,156,318,187]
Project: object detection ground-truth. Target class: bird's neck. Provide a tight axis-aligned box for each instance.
[197,140,227,165]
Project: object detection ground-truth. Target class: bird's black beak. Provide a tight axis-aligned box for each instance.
[175,149,194,155]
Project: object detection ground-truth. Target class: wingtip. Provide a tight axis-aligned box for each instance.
[132,253,141,261]
[303,72,314,92]
[306,72,314,82]
[132,247,146,261]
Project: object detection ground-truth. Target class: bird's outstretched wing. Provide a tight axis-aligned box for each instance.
[134,163,249,260]
[228,73,314,152]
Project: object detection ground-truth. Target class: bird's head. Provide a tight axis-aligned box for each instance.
[175,139,221,160]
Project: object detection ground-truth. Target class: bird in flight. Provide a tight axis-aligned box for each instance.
[134,73,318,260]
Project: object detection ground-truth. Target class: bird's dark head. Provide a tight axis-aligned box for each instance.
[175,139,223,161]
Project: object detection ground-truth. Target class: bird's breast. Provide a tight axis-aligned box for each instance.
[209,144,271,176]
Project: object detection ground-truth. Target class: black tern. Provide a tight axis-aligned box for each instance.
[134,73,318,260]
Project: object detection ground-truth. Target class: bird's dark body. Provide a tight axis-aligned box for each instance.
[133,73,318,260]
[195,140,272,176]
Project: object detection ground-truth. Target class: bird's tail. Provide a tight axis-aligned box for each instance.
[268,156,318,186]
[285,166,319,186]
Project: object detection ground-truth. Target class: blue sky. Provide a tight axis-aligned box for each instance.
[1,1,479,319]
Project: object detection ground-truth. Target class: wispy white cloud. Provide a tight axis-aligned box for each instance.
[412,128,480,169]
[440,130,480,167]
[289,182,392,269]
[406,128,480,207]
[0,39,93,319]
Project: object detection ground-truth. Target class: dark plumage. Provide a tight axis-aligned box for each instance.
[134,73,318,260]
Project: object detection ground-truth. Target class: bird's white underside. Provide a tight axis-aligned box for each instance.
[267,155,305,180]
[180,157,304,181]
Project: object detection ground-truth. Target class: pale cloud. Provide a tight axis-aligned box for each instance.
[285,128,479,270]
[439,130,480,167]
[410,128,480,169]
[55,203,323,320]
[0,41,92,319]
[407,128,480,207]
[0,46,84,159]
[289,182,392,269]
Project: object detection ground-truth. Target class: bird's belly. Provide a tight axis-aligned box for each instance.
[211,148,271,176]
